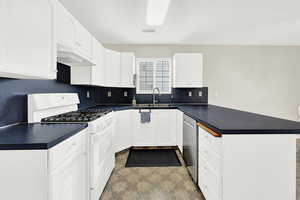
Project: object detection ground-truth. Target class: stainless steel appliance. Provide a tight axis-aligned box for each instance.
[183,114,198,184]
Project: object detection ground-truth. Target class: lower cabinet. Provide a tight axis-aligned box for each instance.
[132,109,178,146]
[114,110,134,152]
[49,152,87,200]
[0,129,88,200]
[198,125,296,200]
[114,109,183,153]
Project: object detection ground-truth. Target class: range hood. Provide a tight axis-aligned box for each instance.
[57,44,95,67]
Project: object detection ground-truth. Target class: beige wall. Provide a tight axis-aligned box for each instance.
[104,44,300,122]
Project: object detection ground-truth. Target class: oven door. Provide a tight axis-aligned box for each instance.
[89,116,115,199]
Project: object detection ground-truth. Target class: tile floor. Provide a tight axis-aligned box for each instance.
[100,149,204,200]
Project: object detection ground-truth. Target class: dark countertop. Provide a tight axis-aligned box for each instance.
[0,123,88,150]
[91,104,300,135]
[2,103,300,150]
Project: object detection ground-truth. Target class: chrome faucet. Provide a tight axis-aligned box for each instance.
[152,87,160,106]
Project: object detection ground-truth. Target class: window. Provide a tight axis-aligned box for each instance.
[136,58,172,94]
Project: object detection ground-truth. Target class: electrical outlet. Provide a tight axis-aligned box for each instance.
[188,91,192,97]
[214,91,219,97]
[198,91,202,97]
[107,91,112,97]
[86,91,90,98]
[124,91,128,97]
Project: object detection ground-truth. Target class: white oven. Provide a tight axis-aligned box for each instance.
[88,112,115,200]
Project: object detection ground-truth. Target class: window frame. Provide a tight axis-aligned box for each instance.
[136,58,172,94]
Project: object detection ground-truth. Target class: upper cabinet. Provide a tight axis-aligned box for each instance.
[173,53,203,88]
[55,0,94,66]
[71,38,105,86]
[120,52,135,88]
[103,49,121,87]
[71,49,136,88]
[0,0,56,79]
[91,39,105,86]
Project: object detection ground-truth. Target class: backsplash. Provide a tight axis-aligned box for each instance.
[98,87,208,104]
[96,87,135,104]
[0,63,98,127]
[0,62,208,126]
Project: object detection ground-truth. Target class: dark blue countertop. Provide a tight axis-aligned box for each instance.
[91,104,300,135]
[0,123,88,150]
[2,104,300,150]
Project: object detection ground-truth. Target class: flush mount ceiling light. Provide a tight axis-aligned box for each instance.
[146,0,171,26]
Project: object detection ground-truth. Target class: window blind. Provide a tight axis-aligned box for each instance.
[136,58,171,94]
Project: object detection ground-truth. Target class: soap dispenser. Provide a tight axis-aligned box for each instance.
[132,95,137,106]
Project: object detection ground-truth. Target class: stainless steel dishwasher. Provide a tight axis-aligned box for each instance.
[183,114,198,184]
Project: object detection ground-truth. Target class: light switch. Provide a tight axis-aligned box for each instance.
[198,91,202,97]
[107,91,112,97]
[86,91,90,98]
[124,91,128,97]
[298,106,300,118]
[188,91,192,97]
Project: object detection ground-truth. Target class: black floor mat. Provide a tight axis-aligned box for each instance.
[125,149,182,167]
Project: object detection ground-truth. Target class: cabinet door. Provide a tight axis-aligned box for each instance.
[91,39,105,86]
[114,110,133,152]
[74,20,93,60]
[56,0,76,49]
[104,49,121,87]
[50,153,87,200]
[111,50,121,86]
[132,110,157,146]
[154,110,177,146]
[173,53,203,88]
[176,110,184,153]
[120,52,135,88]
[132,110,178,146]
[2,0,56,79]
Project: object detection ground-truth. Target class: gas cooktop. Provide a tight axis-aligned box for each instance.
[41,108,112,123]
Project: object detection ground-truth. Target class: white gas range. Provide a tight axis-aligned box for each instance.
[27,93,115,200]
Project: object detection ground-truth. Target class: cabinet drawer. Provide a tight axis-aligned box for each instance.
[199,127,221,156]
[49,129,87,171]
[199,157,222,199]
[199,141,221,174]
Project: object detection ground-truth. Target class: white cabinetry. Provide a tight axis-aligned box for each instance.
[49,132,87,200]
[0,0,56,79]
[91,40,105,86]
[132,110,178,146]
[0,129,87,200]
[173,53,203,88]
[198,125,296,200]
[114,110,134,152]
[176,110,183,153]
[71,38,105,86]
[55,0,94,66]
[120,52,135,88]
[73,20,93,60]
[104,49,121,87]
[114,109,182,152]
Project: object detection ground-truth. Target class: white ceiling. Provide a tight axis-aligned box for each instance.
[59,0,300,45]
